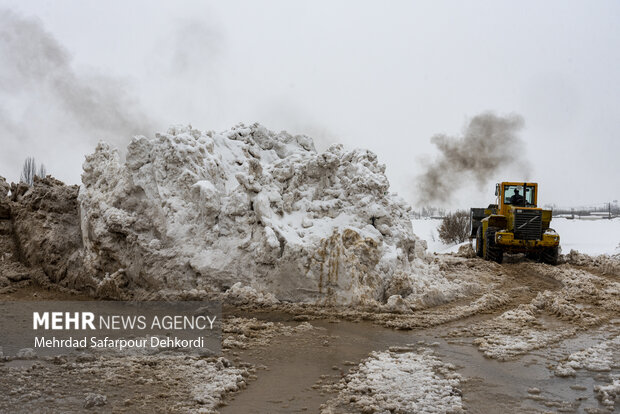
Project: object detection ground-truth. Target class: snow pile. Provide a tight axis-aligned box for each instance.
[473,322,575,361]
[563,249,620,277]
[78,124,440,305]
[321,349,463,413]
[186,357,249,407]
[83,393,106,409]
[224,282,279,305]
[7,177,87,288]
[0,176,8,199]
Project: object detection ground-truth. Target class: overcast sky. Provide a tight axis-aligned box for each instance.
[1,0,618,209]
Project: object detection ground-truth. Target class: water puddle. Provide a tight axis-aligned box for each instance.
[221,313,617,413]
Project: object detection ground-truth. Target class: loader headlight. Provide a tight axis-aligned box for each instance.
[497,235,502,240]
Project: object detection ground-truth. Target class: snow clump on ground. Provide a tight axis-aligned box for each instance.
[555,334,620,377]
[321,348,463,413]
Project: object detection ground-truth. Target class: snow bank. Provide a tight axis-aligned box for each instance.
[78,124,436,305]
[8,177,87,288]
[0,176,8,199]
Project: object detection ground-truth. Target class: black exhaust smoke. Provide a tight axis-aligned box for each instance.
[0,9,155,181]
[416,112,529,205]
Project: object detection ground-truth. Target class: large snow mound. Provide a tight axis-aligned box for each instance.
[78,124,436,305]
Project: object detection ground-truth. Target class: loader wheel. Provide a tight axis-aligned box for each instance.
[484,226,503,264]
[541,246,559,265]
[474,226,483,257]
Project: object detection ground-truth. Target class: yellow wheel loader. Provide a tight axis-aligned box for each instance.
[470,182,560,265]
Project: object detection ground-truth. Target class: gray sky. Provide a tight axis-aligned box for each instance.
[1,0,618,209]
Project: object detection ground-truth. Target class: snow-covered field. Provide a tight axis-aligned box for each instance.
[413,217,620,256]
[411,219,465,254]
[552,217,620,256]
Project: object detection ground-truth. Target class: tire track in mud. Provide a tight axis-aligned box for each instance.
[446,258,620,361]
[374,259,566,330]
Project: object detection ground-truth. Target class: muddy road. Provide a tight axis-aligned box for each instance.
[1,256,619,413]
[219,259,619,413]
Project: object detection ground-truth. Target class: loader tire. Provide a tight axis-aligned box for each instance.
[541,246,559,265]
[484,226,503,264]
[475,226,483,258]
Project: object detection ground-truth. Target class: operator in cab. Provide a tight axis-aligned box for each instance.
[510,189,524,205]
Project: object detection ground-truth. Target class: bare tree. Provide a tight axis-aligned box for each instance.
[438,210,470,244]
[20,157,47,186]
[20,157,37,186]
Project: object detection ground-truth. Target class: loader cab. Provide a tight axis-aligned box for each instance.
[497,182,538,216]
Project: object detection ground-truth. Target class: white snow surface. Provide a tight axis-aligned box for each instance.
[411,218,469,254]
[78,124,445,305]
[552,217,620,256]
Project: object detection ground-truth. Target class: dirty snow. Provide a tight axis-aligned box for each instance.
[0,355,251,413]
[594,375,620,408]
[555,334,620,377]
[321,348,463,414]
[76,124,464,306]
[451,264,619,361]
[222,317,315,350]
